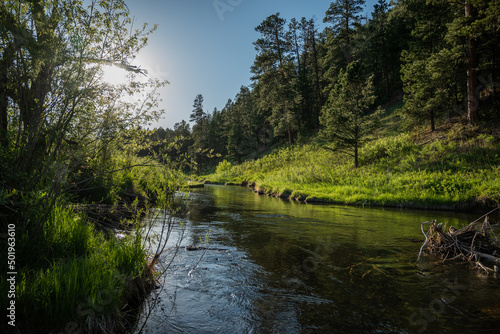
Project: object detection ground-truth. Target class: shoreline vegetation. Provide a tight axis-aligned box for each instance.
[0,1,177,332]
[2,0,500,332]
[196,123,500,212]
[1,151,184,334]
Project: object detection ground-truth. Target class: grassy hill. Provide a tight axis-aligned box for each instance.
[198,120,500,211]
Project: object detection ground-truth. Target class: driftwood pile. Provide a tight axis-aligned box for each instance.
[419,208,500,273]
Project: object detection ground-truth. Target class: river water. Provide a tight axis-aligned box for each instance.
[138,185,500,333]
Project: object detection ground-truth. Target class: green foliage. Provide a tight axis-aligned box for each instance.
[201,126,500,210]
[361,0,407,104]
[0,3,181,332]
[360,133,418,165]
[190,94,206,124]
[252,13,300,144]
[323,0,365,65]
[0,204,147,333]
[0,0,165,194]
[320,61,382,167]
[216,159,233,174]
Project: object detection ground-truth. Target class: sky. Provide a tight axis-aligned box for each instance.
[108,0,377,130]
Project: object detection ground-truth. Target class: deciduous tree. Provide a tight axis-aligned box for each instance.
[0,0,164,192]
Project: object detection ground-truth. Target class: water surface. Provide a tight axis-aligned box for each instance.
[139,185,500,333]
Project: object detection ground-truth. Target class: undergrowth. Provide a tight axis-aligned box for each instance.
[0,151,180,333]
[200,123,500,210]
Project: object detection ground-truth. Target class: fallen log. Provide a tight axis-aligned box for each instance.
[418,207,500,273]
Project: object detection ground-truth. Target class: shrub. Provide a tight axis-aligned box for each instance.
[361,134,418,165]
[216,159,233,174]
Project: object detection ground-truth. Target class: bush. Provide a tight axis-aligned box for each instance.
[361,134,418,165]
[216,159,233,174]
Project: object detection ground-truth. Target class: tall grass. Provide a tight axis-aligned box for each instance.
[0,203,149,333]
[71,148,185,205]
[0,151,181,333]
[201,126,500,210]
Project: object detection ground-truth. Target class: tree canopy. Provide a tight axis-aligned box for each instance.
[136,0,500,173]
[0,0,166,229]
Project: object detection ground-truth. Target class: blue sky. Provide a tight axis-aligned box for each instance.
[121,0,376,129]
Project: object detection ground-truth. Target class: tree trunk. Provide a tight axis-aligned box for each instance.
[381,22,390,101]
[345,14,352,64]
[466,1,479,123]
[430,110,436,132]
[383,59,390,102]
[292,26,301,75]
[274,25,286,85]
[354,144,359,168]
[311,24,323,108]
[0,54,10,147]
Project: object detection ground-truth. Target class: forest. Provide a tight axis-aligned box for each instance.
[145,0,500,210]
[147,0,500,174]
[1,0,500,332]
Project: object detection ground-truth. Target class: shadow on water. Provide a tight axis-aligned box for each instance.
[138,185,500,334]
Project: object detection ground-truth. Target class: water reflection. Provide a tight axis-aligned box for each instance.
[138,185,500,333]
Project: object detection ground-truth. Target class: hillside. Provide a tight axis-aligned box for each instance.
[198,121,500,211]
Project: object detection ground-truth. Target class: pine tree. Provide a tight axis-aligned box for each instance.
[293,17,325,134]
[189,94,208,172]
[323,0,365,67]
[190,94,206,124]
[320,62,382,168]
[399,0,457,131]
[444,0,500,122]
[252,13,299,145]
[362,0,400,103]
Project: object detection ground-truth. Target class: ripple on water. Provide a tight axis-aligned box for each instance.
[137,185,500,333]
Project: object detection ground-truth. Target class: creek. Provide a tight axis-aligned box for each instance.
[138,185,500,333]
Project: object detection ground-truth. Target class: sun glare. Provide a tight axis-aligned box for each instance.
[101,65,129,86]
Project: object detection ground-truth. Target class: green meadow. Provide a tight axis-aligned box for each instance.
[200,124,500,211]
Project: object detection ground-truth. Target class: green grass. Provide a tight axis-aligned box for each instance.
[1,203,149,333]
[1,152,180,333]
[71,149,185,205]
[200,124,500,211]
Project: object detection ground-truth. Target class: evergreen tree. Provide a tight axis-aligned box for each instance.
[294,17,325,134]
[304,18,326,120]
[444,0,500,122]
[189,94,208,172]
[320,62,382,168]
[252,13,299,145]
[224,99,244,161]
[190,94,206,124]
[361,0,407,103]
[322,0,366,85]
[251,83,274,148]
[208,107,227,161]
[399,0,458,131]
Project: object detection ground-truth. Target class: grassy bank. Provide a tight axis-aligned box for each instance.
[198,123,500,211]
[0,152,182,333]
